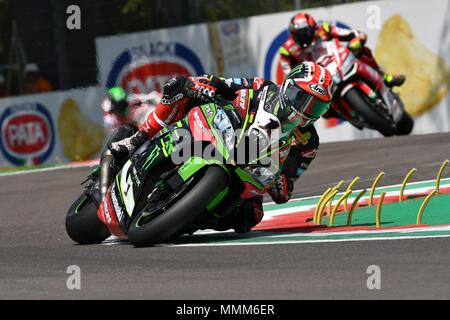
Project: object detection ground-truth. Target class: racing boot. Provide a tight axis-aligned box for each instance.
[109,129,148,165]
[232,198,264,234]
[204,198,264,233]
[383,73,406,88]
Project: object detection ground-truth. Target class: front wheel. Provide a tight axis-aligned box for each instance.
[396,111,414,135]
[344,88,397,137]
[65,193,111,244]
[128,166,228,247]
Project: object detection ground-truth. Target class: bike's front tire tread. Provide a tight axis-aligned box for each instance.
[128,166,227,247]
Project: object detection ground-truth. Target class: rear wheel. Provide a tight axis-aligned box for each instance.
[344,88,396,137]
[128,166,228,247]
[65,193,111,244]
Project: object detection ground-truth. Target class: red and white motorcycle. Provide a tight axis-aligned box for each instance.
[102,91,162,135]
[311,38,413,136]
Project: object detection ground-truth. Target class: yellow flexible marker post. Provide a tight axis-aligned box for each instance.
[344,177,360,211]
[327,180,345,216]
[329,190,352,226]
[416,190,438,225]
[317,189,338,225]
[376,192,386,228]
[436,159,449,194]
[347,189,367,226]
[314,188,332,224]
[334,180,345,190]
[399,168,417,202]
[370,172,385,206]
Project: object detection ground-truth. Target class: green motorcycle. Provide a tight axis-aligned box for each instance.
[66,93,291,247]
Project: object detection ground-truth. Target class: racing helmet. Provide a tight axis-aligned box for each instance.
[107,86,128,115]
[289,12,317,48]
[280,62,333,132]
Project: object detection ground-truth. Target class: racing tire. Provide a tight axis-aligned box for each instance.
[65,193,111,244]
[344,88,397,137]
[128,166,228,247]
[396,111,414,136]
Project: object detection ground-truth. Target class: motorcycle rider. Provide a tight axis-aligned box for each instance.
[102,86,162,134]
[103,62,333,233]
[279,12,405,88]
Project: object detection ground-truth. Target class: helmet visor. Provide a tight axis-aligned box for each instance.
[111,99,128,115]
[293,28,313,48]
[282,83,330,130]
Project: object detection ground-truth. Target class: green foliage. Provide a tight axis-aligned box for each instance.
[121,0,143,14]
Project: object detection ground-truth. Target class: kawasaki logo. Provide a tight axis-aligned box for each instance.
[308,83,326,96]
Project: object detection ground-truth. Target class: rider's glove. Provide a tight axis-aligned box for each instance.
[159,76,217,106]
[232,198,264,234]
[108,130,148,165]
[159,76,192,106]
[187,76,217,101]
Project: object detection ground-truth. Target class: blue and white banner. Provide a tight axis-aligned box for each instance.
[95,24,212,94]
[0,87,105,167]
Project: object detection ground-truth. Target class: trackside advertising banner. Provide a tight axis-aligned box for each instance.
[95,0,449,143]
[0,87,106,167]
[2,0,447,169]
[96,24,212,94]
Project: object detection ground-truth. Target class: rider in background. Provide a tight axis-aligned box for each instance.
[24,63,53,94]
[101,86,162,134]
[279,12,405,88]
[105,62,334,233]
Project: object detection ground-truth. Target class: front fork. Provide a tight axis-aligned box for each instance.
[99,124,136,201]
[100,149,114,201]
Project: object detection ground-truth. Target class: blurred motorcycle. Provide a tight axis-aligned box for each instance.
[102,91,162,135]
[311,38,413,136]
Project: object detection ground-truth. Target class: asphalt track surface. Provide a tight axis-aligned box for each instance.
[1,132,450,299]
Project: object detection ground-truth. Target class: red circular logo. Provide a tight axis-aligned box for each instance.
[4,113,50,154]
[0,103,55,165]
[121,62,191,94]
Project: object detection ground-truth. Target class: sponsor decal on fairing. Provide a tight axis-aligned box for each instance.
[308,83,326,96]
[204,105,214,118]
[111,188,125,223]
